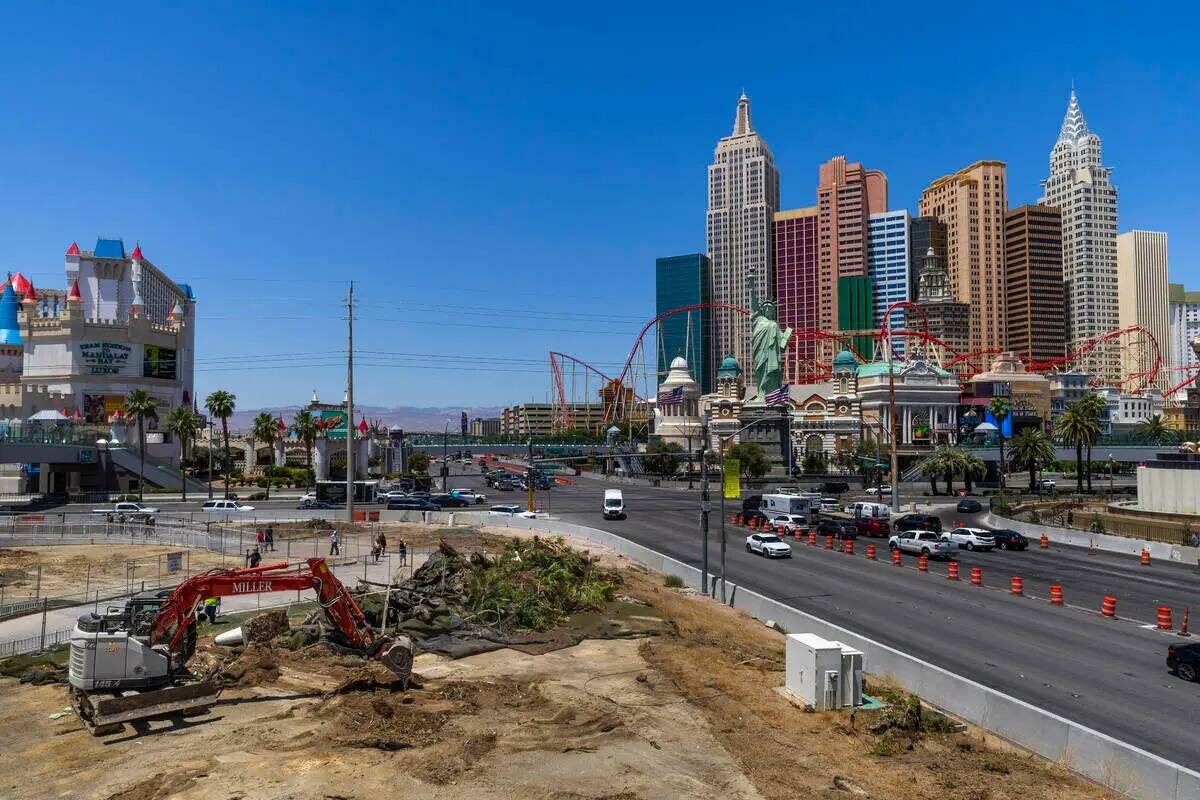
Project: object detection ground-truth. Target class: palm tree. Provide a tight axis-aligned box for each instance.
[293,409,318,491]
[918,449,946,495]
[1077,393,1108,492]
[1055,406,1100,494]
[1011,427,1055,493]
[204,390,236,499]
[1138,413,1170,445]
[959,451,985,495]
[165,405,200,502]
[941,447,967,496]
[987,397,1012,491]
[251,411,279,500]
[124,389,158,502]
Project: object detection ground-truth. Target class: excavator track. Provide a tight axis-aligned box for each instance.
[70,680,221,735]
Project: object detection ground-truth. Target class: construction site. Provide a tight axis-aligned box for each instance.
[0,520,1118,800]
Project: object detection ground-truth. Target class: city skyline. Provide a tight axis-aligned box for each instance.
[1,5,1197,407]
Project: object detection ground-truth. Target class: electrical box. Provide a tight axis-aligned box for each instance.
[827,640,864,708]
[785,633,844,710]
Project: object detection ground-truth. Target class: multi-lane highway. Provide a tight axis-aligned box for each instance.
[443,467,1200,771]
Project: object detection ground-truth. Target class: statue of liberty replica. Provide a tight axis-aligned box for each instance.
[747,269,793,404]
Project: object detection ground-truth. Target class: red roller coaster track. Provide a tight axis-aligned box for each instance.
[549,306,1169,430]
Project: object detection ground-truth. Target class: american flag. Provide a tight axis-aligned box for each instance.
[764,384,790,406]
[657,386,684,406]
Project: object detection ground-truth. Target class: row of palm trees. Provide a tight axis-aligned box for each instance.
[118,389,328,503]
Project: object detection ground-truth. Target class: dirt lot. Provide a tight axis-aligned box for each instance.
[0,545,232,599]
[0,528,1116,800]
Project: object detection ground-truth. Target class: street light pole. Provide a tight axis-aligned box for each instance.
[886,317,901,513]
[207,419,214,500]
[442,422,450,492]
[699,416,709,596]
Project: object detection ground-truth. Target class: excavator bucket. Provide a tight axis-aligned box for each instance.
[376,636,414,686]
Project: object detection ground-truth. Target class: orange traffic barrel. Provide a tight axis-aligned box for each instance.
[947,561,960,581]
[1039,533,1049,549]
[1140,548,1151,566]
[970,566,982,586]
[917,554,929,573]
[1180,608,1192,637]
[807,531,817,546]
[866,543,877,560]
[891,548,902,566]
[1010,576,1024,596]
[1101,595,1117,617]
[824,535,835,550]
[734,513,743,525]
[843,540,855,556]
[1049,584,1063,605]
[1157,606,1173,631]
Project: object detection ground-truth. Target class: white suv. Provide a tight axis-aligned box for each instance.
[202,499,256,513]
[745,533,793,559]
[942,527,996,551]
[768,514,809,535]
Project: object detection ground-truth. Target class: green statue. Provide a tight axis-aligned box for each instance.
[750,296,792,403]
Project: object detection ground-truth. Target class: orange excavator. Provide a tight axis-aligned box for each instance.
[67,557,411,734]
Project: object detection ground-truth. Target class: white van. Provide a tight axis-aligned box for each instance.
[603,489,625,519]
[848,501,890,520]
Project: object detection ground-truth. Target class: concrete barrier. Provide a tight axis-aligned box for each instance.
[454,512,1200,800]
[984,513,1200,564]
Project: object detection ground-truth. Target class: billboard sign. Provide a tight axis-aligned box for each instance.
[723,458,740,499]
[319,409,348,439]
[78,342,133,376]
[143,345,177,380]
[84,394,126,423]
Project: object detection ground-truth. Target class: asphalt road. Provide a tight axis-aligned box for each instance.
[449,467,1200,771]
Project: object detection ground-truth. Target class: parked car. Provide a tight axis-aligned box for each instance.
[989,529,1029,550]
[430,494,470,509]
[820,498,841,512]
[298,492,317,505]
[387,498,441,511]
[202,499,255,513]
[941,527,996,551]
[855,516,891,538]
[866,484,892,496]
[894,513,942,533]
[745,533,793,558]
[1038,478,1057,490]
[1167,642,1200,682]
[767,513,809,535]
[297,499,339,510]
[956,499,983,514]
[815,519,858,540]
[94,501,161,516]
[451,490,487,504]
[888,530,955,559]
[488,504,523,516]
[817,481,850,494]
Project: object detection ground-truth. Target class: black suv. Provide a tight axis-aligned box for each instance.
[1167,642,1200,682]
[989,529,1028,550]
[815,519,857,540]
[430,494,470,508]
[894,513,942,533]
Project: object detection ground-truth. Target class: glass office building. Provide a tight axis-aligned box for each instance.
[655,254,713,394]
[867,210,911,355]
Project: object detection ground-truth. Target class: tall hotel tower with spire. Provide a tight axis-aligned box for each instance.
[1040,89,1120,380]
[706,94,779,374]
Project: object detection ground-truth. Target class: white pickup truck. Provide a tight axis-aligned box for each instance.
[887,530,955,559]
[92,502,160,522]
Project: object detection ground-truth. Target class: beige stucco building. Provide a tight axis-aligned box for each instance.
[1117,231,1170,391]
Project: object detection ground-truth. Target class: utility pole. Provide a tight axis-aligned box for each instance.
[526,437,535,513]
[699,416,709,596]
[886,319,900,513]
[206,418,214,500]
[346,281,355,524]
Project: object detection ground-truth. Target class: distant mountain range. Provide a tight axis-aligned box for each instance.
[226,405,504,433]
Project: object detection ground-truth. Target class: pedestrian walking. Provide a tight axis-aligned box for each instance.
[329,530,340,556]
[249,546,262,568]
[265,525,275,552]
[377,531,387,557]
[397,538,407,566]
[256,527,265,550]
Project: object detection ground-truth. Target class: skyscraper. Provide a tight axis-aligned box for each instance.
[773,207,819,383]
[867,209,911,355]
[1117,231,1170,391]
[707,94,780,373]
[910,247,970,364]
[1040,89,1120,382]
[1168,283,1200,379]
[1004,204,1066,365]
[918,160,1008,358]
[655,254,713,394]
[908,216,947,301]
[816,156,887,363]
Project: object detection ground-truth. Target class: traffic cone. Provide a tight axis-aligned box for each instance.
[970,566,982,586]
[844,540,855,556]
[1140,548,1151,567]
[947,561,960,581]
[825,535,834,550]
[1157,606,1173,631]
[1010,576,1024,596]
[1101,595,1117,617]
[1180,608,1192,637]
[1049,584,1063,605]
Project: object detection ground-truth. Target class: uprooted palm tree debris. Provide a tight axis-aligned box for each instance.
[355,537,623,659]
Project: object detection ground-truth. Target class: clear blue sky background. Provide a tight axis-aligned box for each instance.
[1,2,1196,409]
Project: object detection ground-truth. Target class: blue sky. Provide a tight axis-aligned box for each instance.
[1,2,1196,409]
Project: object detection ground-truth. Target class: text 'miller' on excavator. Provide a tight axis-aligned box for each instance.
[67,557,412,734]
